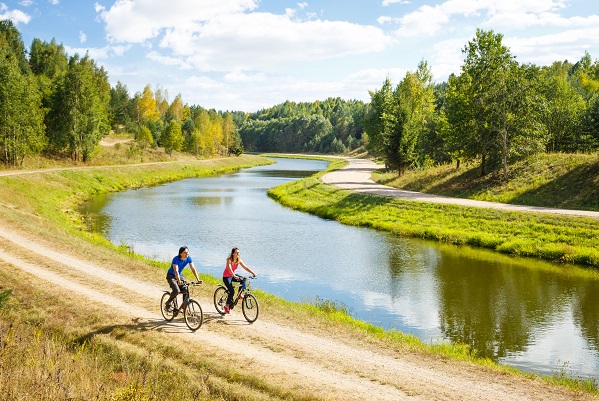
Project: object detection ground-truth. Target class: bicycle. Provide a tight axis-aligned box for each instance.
[213,276,259,323]
[160,279,204,331]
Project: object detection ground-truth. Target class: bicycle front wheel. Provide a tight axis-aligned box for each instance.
[161,292,176,321]
[242,294,259,323]
[213,286,228,315]
[184,299,203,331]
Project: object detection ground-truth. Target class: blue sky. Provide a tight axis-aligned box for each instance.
[2,0,599,112]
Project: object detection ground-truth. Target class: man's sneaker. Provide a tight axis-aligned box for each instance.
[165,303,173,312]
[224,305,230,314]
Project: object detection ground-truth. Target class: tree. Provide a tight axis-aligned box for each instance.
[109,81,132,130]
[0,42,45,166]
[47,54,111,161]
[582,93,599,150]
[161,120,183,155]
[0,20,30,74]
[363,77,394,158]
[447,29,543,180]
[137,85,159,125]
[29,38,68,79]
[168,94,184,122]
[222,112,236,155]
[395,60,436,171]
[136,125,153,149]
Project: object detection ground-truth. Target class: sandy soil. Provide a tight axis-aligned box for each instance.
[1,159,597,400]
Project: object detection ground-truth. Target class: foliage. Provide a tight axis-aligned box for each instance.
[240,97,367,154]
[46,54,111,161]
[160,120,183,155]
[369,29,599,178]
[0,41,45,166]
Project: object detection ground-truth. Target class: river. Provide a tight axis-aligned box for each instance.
[81,157,599,380]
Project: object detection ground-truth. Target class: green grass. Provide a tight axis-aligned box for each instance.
[373,153,599,211]
[268,160,599,268]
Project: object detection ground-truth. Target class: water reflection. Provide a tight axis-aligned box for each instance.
[81,157,599,379]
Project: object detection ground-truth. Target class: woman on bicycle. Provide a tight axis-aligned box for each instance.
[165,246,202,311]
[223,247,256,314]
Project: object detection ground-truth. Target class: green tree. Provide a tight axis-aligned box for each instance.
[447,29,543,180]
[582,93,599,150]
[109,81,132,130]
[0,19,30,74]
[29,38,68,79]
[0,43,45,166]
[539,63,586,152]
[136,125,153,149]
[160,120,183,155]
[47,54,110,161]
[363,77,394,158]
[395,60,436,171]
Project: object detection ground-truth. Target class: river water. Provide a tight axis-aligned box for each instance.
[82,157,599,380]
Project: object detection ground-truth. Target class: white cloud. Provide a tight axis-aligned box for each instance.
[297,2,308,9]
[388,0,577,38]
[97,1,390,75]
[0,4,31,24]
[19,1,33,6]
[49,0,59,5]
[64,45,133,61]
[224,71,266,83]
[98,0,259,43]
[79,31,87,44]
[382,0,411,6]
[185,75,224,90]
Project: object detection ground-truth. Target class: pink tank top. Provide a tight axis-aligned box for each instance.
[223,262,238,277]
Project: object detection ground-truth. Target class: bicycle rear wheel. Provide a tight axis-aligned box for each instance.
[184,299,203,331]
[213,286,228,315]
[161,292,177,321]
[242,294,259,323]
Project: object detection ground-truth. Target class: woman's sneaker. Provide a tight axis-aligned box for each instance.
[224,305,230,314]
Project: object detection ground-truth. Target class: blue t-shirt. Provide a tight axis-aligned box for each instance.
[167,255,193,276]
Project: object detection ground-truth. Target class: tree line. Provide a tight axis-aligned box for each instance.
[239,98,368,154]
[364,29,599,179]
[0,20,243,167]
[2,20,598,175]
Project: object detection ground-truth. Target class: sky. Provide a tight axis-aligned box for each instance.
[2,0,599,112]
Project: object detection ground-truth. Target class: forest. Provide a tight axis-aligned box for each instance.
[1,20,598,180]
[0,20,245,166]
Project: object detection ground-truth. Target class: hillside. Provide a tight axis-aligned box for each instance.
[372,153,599,211]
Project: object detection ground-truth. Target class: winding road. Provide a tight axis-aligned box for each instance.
[322,158,599,218]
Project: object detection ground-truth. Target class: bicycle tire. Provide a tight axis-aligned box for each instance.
[213,286,228,315]
[184,299,203,331]
[242,293,259,323]
[160,292,177,321]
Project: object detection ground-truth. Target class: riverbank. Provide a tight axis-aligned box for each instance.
[0,155,597,400]
[267,157,599,268]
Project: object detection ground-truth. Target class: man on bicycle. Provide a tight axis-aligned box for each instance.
[165,246,202,313]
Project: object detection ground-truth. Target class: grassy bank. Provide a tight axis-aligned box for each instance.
[268,158,599,268]
[373,153,599,211]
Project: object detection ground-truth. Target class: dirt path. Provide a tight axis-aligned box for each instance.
[1,159,596,400]
[322,158,599,218]
[0,227,594,400]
